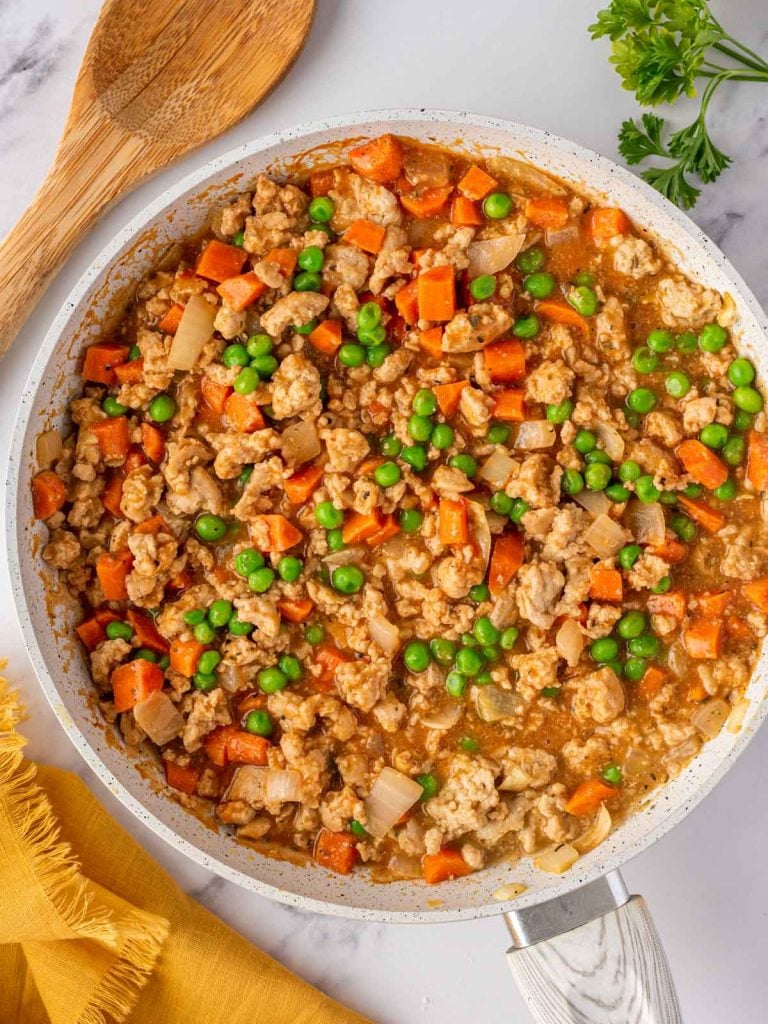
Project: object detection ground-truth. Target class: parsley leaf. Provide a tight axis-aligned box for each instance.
[667,116,732,182]
[641,163,701,210]
[619,114,670,164]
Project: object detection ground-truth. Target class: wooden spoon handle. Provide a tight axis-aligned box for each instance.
[0,122,145,359]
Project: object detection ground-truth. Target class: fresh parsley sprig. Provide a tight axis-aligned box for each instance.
[590,0,768,208]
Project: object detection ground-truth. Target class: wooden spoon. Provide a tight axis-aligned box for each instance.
[0,0,316,358]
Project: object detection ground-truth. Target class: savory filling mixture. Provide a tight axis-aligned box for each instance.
[33,134,768,885]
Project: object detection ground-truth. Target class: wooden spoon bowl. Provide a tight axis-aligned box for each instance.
[0,0,315,358]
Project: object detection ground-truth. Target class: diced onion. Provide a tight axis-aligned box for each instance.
[662,737,700,771]
[369,612,401,655]
[595,423,625,461]
[716,291,737,328]
[544,223,579,248]
[624,747,653,776]
[584,513,629,557]
[281,420,321,465]
[499,767,532,792]
[36,428,62,468]
[265,769,304,803]
[467,234,525,277]
[556,618,584,668]
[726,698,750,734]
[404,147,451,188]
[386,851,423,880]
[323,546,365,570]
[493,882,528,902]
[421,704,463,730]
[486,156,567,196]
[218,662,247,693]
[489,594,517,629]
[627,499,665,545]
[168,294,215,370]
[573,804,612,854]
[667,640,690,677]
[475,685,522,723]
[226,765,267,804]
[364,767,423,838]
[514,420,556,450]
[133,691,183,745]
[478,450,516,489]
[467,501,492,571]
[534,843,579,874]
[572,489,611,518]
[691,698,730,740]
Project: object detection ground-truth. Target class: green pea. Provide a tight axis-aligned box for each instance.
[722,436,746,466]
[293,271,322,292]
[540,686,561,698]
[431,423,454,450]
[469,583,490,603]
[416,773,439,800]
[408,414,434,443]
[401,445,427,471]
[699,323,728,352]
[591,637,619,663]
[315,501,343,529]
[483,192,512,219]
[683,483,702,498]
[294,319,318,336]
[258,667,288,694]
[512,314,540,339]
[239,465,254,487]
[714,478,737,501]
[195,513,227,542]
[473,616,500,647]
[509,498,530,523]
[332,565,364,594]
[380,434,403,457]
[475,669,494,685]
[445,671,468,698]
[585,450,611,466]
[575,269,596,286]
[277,556,303,582]
[412,388,438,416]
[198,650,221,675]
[234,366,260,395]
[149,394,176,422]
[244,710,273,737]
[308,196,334,223]
[728,358,755,387]
[489,491,513,516]
[448,454,477,478]
[606,482,631,502]
[230,229,245,247]
[222,343,250,368]
[128,344,141,361]
[562,468,584,495]
[470,274,497,301]
[647,329,674,353]
[326,527,345,552]
[229,616,254,636]
[246,334,273,358]
[358,325,387,346]
[733,409,753,432]
[660,491,678,505]
[567,285,598,317]
[338,343,365,368]
[500,627,519,650]
[399,508,424,534]
[585,463,612,491]
[458,736,479,753]
[430,638,458,665]
[349,818,368,838]
[298,245,324,273]
[366,344,391,368]
[676,332,698,354]
[665,371,691,398]
[700,423,729,450]
[134,648,159,663]
[651,576,672,594]
[357,301,383,331]
[278,654,303,681]
[628,634,660,658]
[487,422,512,444]
[619,459,641,482]
[309,221,333,237]
[573,429,597,454]
[617,611,646,639]
[546,399,574,424]
[602,762,623,785]
[251,354,278,379]
[106,620,133,641]
[403,640,431,673]
[235,548,264,576]
[516,247,544,273]
[248,567,275,593]
[455,646,483,677]
[524,272,556,299]
[193,672,217,691]
[372,461,400,489]
[183,609,206,626]
[623,657,647,682]
[619,544,642,570]
[733,386,764,413]
[627,387,658,413]
[671,515,696,543]
[193,621,215,644]
[208,600,233,628]
[305,624,325,645]
[635,474,661,503]
[102,396,128,417]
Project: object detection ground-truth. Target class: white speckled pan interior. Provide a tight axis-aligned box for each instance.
[7,110,768,923]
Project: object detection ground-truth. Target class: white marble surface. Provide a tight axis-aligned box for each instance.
[2,1,768,1021]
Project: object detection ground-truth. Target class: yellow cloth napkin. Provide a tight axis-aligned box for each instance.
[0,667,372,1024]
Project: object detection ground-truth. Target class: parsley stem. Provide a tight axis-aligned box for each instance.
[716,36,768,74]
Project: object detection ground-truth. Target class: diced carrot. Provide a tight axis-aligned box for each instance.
[492,389,526,421]
[366,514,401,548]
[200,376,232,418]
[745,429,768,491]
[677,494,726,533]
[255,514,303,552]
[314,829,359,875]
[124,447,147,473]
[343,219,387,255]
[349,134,403,184]
[418,326,443,359]
[263,247,298,279]
[195,239,247,282]
[203,725,237,767]
[535,300,589,333]
[91,417,131,461]
[31,470,67,520]
[687,680,709,702]
[564,778,616,817]
[395,278,419,325]
[224,392,266,433]
[167,569,193,591]
[525,196,569,230]
[400,185,453,219]
[111,660,164,713]
[648,538,688,564]
[216,272,267,311]
[386,312,408,345]
[165,760,200,795]
[358,457,385,476]
[483,339,526,383]
[695,591,732,617]
[96,549,133,601]
[309,169,335,197]
[277,598,315,623]
[169,638,206,677]
[114,358,144,385]
[94,607,121,628]
[410,247,427,268]
[743,576,768,613]
[450,196,483,228]
[647,590,687,620]
[134,514,169,535]
[75,617,106,651]
[226,731,270,766]
[589,568,623,602]
[422,847,471,884]
[676,439,728,490]
[417,266,455,322]
[342,510,384,544]
[438,498,469,546]
[585,207,630,241]
[82,343,130,385]
[683,618,724,659]
[726,615,753,641]
[284,464,324,505]
[489,531,525,597]
[158,303,184,334]
[636,665,667,701]
[140,422,165,464]
[126,609,169,654]
[312,643,352,693]
[433,380,469,418]
[308,318,342,355]
[457,165,498,201]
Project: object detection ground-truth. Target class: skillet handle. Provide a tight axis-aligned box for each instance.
[505,871,683,1023]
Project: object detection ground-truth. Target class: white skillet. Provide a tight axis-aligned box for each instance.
[7,110,768,1023]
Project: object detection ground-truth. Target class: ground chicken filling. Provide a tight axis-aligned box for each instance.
[32,135,768,884]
